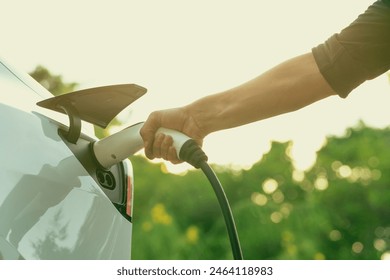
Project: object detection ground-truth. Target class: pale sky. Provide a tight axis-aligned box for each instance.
[2,0,389,172]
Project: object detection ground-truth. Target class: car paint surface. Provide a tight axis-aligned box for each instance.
[0,59,132,259]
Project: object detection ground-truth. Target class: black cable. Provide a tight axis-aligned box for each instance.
[179,139,243,260]
[199,161,243,260]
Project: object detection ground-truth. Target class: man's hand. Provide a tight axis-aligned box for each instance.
[140,106,205,164]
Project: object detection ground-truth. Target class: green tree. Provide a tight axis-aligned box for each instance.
[306,122,390,259]
[29,65,78,96]
[130,124,390,260]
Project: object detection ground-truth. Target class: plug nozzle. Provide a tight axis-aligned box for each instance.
[92,123,207,169]
[92,122,144,169]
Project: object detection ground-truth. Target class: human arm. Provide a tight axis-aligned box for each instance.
[140,52,336,162]
[141,1,390,163]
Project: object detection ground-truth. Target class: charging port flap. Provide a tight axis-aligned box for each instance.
[37,84,147,128]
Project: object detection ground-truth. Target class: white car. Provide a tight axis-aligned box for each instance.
[0,57,146,259]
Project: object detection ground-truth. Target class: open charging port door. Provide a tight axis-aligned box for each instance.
[37,84,147,222]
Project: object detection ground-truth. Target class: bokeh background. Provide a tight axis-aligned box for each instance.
[4,0,390,259]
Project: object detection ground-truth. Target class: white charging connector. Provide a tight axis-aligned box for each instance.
[92,122,193,169]
[92,122,145,169]
[155,127,191,158]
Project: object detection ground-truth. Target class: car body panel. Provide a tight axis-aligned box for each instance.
[0,59,133,259]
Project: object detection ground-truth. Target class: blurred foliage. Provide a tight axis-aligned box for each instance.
[131,123,390,260]
[29,65,78,96]
[31,66,390,260]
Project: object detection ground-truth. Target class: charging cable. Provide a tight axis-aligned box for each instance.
[200,162,243,260]
[177,137,244,260]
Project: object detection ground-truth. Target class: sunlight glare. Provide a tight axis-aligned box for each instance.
[262,178,278,194]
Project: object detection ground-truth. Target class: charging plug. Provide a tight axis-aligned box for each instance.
[92,122,145,169]
[92,123,207,169]
[156,128,208,168]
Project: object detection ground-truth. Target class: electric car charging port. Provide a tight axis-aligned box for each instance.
[57,129,129,209]
[96,168,116,190]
